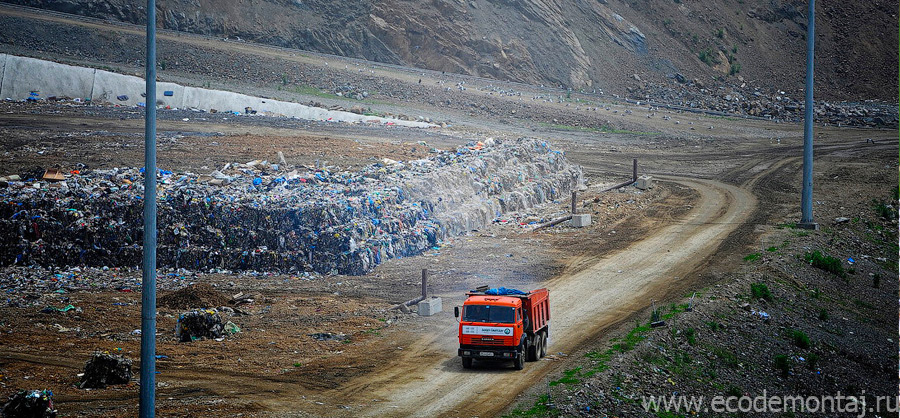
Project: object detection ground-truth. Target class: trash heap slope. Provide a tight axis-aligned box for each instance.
[0,138,582,275]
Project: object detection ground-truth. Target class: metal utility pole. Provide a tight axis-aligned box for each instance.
[139,0,158,416]
[799,0,818,230]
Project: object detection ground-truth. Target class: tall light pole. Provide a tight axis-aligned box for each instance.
[799,0,818,230]
[139,0,158,416]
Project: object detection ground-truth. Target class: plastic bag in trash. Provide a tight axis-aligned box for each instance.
[176,309,224,342]
[1,390,57,418]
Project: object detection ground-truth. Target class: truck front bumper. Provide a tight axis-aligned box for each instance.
[458,346,519,360]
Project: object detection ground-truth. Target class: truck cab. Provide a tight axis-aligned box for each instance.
[455,288,549,370]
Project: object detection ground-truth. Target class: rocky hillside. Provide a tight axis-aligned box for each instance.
[3,0,897,102]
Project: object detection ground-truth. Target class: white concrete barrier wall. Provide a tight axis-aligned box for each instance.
[0,54,7,97]
[91,70,184,108]
[1,54,434,128]
[1,56,95,100]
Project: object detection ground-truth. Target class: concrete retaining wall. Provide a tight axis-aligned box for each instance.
[1,54,433,128]
[91,70,184,108]
[0,54,7,97]
[1,55,95,100]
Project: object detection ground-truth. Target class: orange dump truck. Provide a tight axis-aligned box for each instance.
[454,287,550,370]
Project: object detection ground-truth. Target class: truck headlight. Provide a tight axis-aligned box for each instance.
[462,351,471,356]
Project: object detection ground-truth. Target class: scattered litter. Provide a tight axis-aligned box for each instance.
[40,304,77,314]
[308,332,347,342]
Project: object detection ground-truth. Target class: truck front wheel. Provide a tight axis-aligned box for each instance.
[527,335,540,362]
[462,357,473,369]
[514,349,525,370]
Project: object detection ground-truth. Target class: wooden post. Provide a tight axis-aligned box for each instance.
[421,269,428,299]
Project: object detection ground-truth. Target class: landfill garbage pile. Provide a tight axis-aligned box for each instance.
[79,352,133,389]
[0,137,582,275]
[176,309,224,342]
[157,283,230,310]
[0,390,56,418]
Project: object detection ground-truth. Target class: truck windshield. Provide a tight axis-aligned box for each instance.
[463,305,515,324]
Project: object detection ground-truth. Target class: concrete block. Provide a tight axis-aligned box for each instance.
[570,213,591,227]
[1,56,95,100]
[417,297,442,316]
[0,54,7,97]
[635,175,654,190]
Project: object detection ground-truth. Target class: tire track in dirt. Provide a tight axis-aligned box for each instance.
[326,176,755,417]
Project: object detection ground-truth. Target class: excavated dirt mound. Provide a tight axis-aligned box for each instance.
[157,283,230,310]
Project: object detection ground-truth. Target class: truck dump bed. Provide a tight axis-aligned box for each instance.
[465,287,549,333]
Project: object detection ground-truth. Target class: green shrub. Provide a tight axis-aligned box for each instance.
[684,328,696,345]
[804,251,846,278]
[806,353,819,369]
[791,330,810,349]
[725,385,742,397]
[750,283,772,301]
[774,354,791,376]
[744,252,761,261]
[818,309,828,321]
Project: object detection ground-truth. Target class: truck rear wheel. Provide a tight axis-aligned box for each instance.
[462,357,473,369]
[539,331,548,358]
[514,345,526,370]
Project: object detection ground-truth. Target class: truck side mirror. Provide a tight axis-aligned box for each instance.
[454,306,460,318]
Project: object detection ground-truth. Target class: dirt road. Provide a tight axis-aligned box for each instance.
[318,176,755,417]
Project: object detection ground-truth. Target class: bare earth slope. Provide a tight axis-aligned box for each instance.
[2,0,896,101]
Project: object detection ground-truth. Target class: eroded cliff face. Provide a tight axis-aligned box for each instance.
[3,0,896,101]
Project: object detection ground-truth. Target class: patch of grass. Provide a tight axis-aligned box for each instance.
[776,222,797,229]
[804,250,846,278]
[725,385,742,397]
[806,353,819,369]
[708,345,739,368]
[600,125,660,135]
[683,328,696,345]
[818,309,829,321]
[670,351,694,377]
[873,274,881,288]
[774,354,791,376]
[766,246,778,252]
[705,321,723,332]
[811,287,821,299]
[750,282,772,301]
[294,84,335,99]
[550,367,582,386]
[538,122,600,132]
[791,330,810,349]
[873,200,897,220]
[613,324,651,353]
[505,394,555,417]
[743,252,761,261]
[292,362,302,367]
[584,349,613,375]
[698,48,716,65]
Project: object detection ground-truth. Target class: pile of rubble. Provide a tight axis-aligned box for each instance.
[626,76,899,127]
[0,138,582,275]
